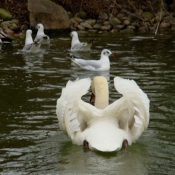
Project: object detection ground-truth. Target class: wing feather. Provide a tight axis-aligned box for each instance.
[104,77,150,141]
[56,78,91,139]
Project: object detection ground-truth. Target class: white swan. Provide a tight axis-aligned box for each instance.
[56,76,150,152]
[22,29,41,53]
[71,49,113,71]
[70,31,92,52]
[34,23,50,44]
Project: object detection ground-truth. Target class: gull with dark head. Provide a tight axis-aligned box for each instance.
[34,23,50,44]
[22,29,41,53]
[71,49,113,71]
[70,31,92,52]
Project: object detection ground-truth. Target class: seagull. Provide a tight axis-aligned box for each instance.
[70,31,92,52]
[0,30,12,43]
[22,29,41,53]
[34,23,50,44]
[71,49,113,71]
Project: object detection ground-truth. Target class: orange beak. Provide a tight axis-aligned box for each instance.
[90,93,95,104]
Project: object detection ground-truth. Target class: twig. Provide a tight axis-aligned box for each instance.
[155,0,163,35]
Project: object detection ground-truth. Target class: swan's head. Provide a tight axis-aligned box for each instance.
[70,31,78,38]
[101,49,113,57]
[36,23,44,30]
[90,76,109,109]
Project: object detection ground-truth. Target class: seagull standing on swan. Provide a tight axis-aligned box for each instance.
[70,31,92,52]
[22,29,41,53]
[34,23,50,44]
[71,49,113,71]
[56,76,150,152]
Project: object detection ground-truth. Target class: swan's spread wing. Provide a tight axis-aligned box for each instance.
[104,77,150,141]
[72,59,101,71]
[56,78,101,140]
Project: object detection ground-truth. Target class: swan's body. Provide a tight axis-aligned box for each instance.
[56,76,150,152]
[70,31,92,52]
[34,23,50,44]
[0,30,12,43]
[71,49,112,71]
[22,29,41,53]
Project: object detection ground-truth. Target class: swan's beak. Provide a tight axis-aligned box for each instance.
[90,93,95,104]
[69,33,72,37]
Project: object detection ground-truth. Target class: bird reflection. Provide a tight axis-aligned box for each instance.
[57,137,149,175]
[71,67,110,82]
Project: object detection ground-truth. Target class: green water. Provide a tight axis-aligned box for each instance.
[0,31,175,174]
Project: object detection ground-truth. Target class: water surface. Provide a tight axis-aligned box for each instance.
[0,31,175,174]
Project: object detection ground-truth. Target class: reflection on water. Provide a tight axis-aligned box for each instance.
[0,32,175,174]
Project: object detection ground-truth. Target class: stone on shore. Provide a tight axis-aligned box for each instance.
[142,12,153,20]
[85,19,96,26]
[0,8,12,21]
[98,12,108,20]
[110,17,121,26]
[77,11,87,19]
[101,25,111,31]
[80,22,93,29]
[28,0,70,30]
[93,24,102,30]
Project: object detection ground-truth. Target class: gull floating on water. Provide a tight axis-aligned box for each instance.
[0,30,12,43]
[56,76,150,152]
[70,31,92,52]
[22,29,41,53]
[34,23,50,44]
[71,49,113,71]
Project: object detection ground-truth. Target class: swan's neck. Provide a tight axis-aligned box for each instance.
[92,77,109,109]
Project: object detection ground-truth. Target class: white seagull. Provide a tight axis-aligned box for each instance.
[70,31,92,52]
[34,23,50,44]
[71,49,113,71]
[56,76,150,152]
[22,29,41,53]
[0,30,12,43]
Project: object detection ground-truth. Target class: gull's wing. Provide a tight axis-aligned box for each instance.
[0,30,7,38]
[71,42,92,51]
[0,31,12,43]
[34,34,50,43]
[34,35,43,43]
[72,58,101,71]
[22,44,33,52]
[104,77,150,141]
[56,78,102,141]
[22,43,41,53]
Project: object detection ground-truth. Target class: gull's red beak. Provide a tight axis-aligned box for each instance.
[90,93,95,104]
[111,52,116,56]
